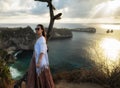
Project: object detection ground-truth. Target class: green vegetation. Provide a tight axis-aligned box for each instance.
[0,50,12,88]
[0,49,8,59]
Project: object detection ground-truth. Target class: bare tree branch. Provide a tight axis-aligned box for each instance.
[54,13,62,20]
[35,0,62,41]
[35,0,56,10]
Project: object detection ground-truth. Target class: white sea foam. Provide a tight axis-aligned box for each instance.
[10,66,21,79]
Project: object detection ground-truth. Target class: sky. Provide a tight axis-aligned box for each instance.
[0,0,120,23]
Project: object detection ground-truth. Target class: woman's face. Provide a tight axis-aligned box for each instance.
[35,26,43,35]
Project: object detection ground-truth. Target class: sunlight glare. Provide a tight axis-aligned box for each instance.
[105,0,120,15]
[90,0,120,22]
[100,24,120,30]
[100,38,120,61]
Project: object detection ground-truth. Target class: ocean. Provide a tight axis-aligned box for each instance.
[0,23,89,29]
[2,23,120,80]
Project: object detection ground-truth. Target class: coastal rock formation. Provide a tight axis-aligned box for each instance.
[0,49,15,63]
[71,27,96,33]
[0,26,72,50]
[0,26,36,50]
[51,28,73,39]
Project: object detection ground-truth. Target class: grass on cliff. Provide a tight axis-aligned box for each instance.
[0,50,13,88]
[53,64,120,88]
[0,59,12,88]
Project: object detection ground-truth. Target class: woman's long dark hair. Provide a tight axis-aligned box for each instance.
[37,24,48,52]
[37,24,47,40]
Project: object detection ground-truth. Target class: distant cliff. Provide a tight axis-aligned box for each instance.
[51,28,73,39]
[71,27,96,33]
[0,26,72,50]
[0,26,36,50]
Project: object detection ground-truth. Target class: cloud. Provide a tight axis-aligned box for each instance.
[0,0,35,16]
[89,0,120,18]
[0,0,119,23]
[0,0,107,17]
[53,0,108,18]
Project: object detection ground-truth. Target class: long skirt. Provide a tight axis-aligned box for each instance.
[27,57,54,88]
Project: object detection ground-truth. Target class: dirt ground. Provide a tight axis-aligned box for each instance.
[19,80,104,88]
[55,81,104,88]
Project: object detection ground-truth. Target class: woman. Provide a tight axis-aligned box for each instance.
[27,24,54,88]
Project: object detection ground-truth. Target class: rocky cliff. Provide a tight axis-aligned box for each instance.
[0,26,36,50]
[0,26,72,51]
[51,28,73,39]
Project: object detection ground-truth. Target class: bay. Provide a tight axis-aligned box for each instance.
[4,23,120,80]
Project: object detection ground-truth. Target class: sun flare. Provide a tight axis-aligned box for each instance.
[99,38,120,70]
[90,0,120,23]
[100,38,120,61]
[99,24,120,30]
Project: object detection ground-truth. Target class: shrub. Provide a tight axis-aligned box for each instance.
[0,59,12,88]
[53,65,120,88]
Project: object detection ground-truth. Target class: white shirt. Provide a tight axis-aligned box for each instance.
[34,36,49,75]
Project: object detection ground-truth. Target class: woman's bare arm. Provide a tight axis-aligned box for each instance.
[36,53,44,68]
